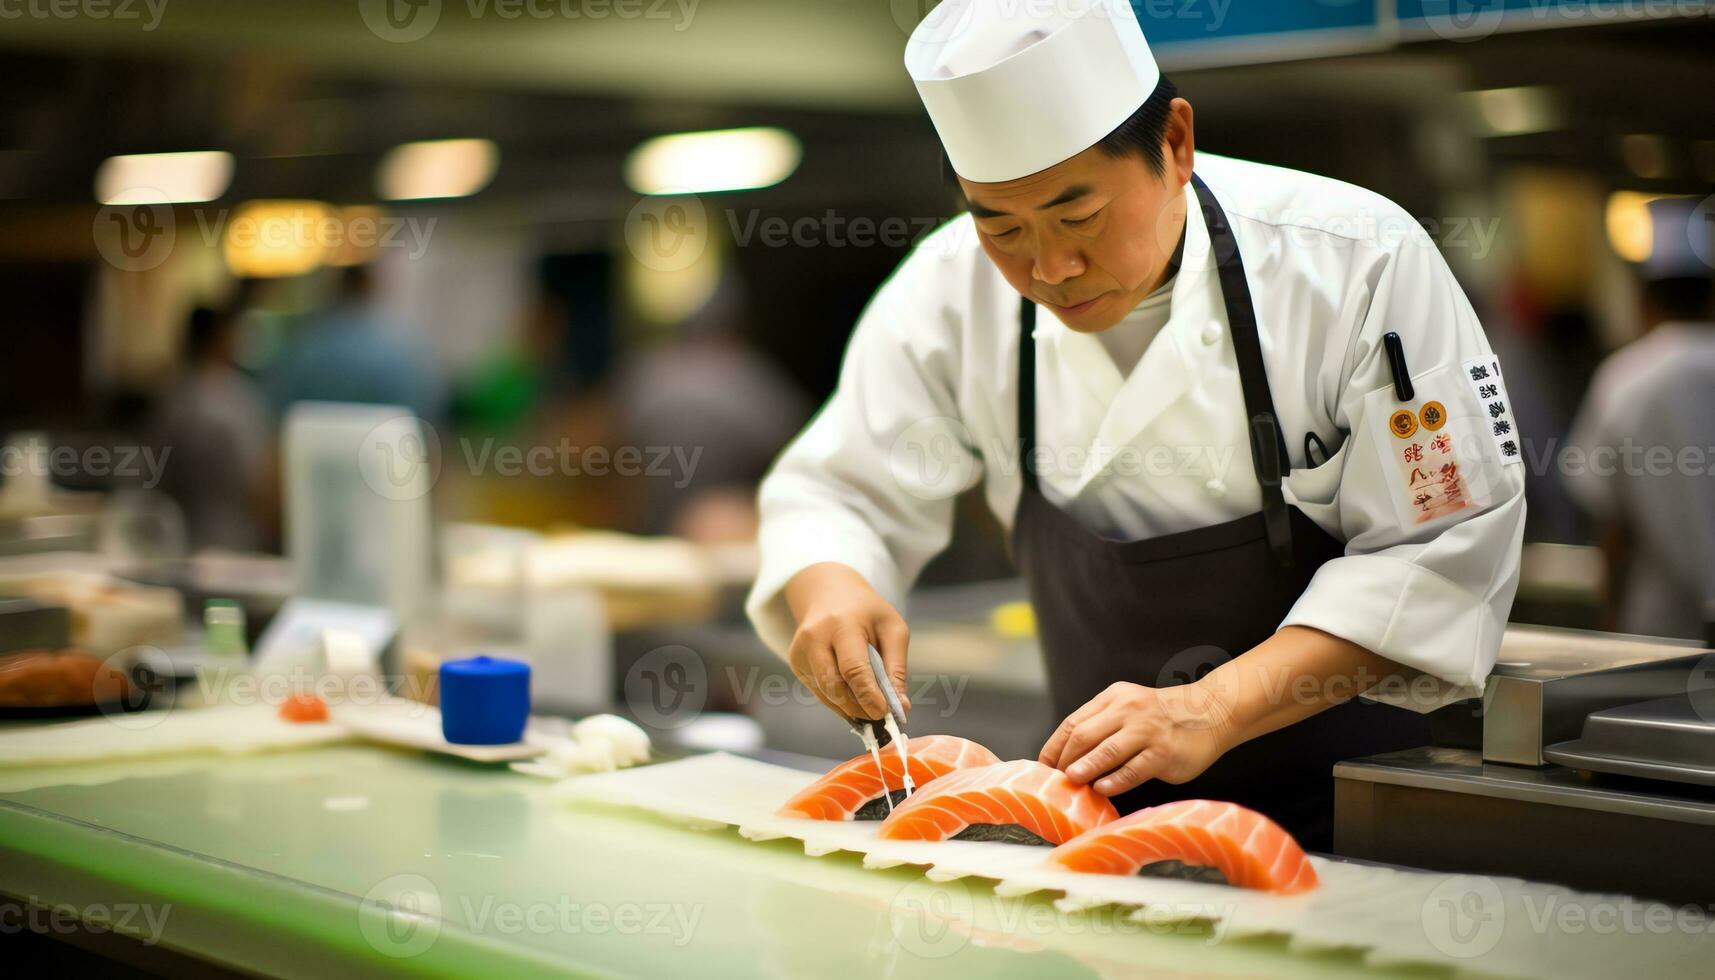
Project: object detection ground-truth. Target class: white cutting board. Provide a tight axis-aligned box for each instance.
[0,704,353,768]
[557,753,1715,980]
[332,698,549,763]
[0,700,547,768]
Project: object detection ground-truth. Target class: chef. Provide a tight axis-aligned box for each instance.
[745,0,1525,847]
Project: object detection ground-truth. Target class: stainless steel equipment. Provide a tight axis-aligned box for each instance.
[1481,626,1706,765]
[1335,746,1715,906]
[1545,691,1715,786]
[1337,626,1715,905]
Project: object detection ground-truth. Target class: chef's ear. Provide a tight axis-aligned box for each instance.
[1164,98,1195,185]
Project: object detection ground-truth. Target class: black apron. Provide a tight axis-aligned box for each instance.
[1012,174,1429,851]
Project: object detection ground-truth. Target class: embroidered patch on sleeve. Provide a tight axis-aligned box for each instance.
[1462,356,1523,466]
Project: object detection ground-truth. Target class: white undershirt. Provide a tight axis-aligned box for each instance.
[1092,275,1176,376]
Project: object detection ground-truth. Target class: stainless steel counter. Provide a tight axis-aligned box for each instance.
[1335,746,1715,906]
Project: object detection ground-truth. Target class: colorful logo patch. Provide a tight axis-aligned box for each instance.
[1420,401,1447,431]
[1389,409,1418,439]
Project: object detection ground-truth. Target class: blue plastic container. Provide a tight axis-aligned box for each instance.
[439,656,531,745]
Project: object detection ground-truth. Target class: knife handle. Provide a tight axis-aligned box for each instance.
[866,644,908,730]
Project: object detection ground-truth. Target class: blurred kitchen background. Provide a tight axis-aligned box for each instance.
[1,1,1712,759]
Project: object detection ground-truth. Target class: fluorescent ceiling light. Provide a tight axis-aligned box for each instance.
[95,150,234,204]
[1465,87,1563,138]
[223,200,334,279]
[626,127,801,195]
[1604,191,1663,265]
[378,139,499,201]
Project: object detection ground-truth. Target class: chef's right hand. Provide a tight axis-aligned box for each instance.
[783,562,912,723]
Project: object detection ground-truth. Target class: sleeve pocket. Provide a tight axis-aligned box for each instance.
[1284,439,1348,536]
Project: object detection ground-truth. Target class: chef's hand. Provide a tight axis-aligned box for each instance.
[1039,681,1235,796]
[783,562,911,722]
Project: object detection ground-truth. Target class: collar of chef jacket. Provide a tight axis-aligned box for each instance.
[1030,178,1240,497]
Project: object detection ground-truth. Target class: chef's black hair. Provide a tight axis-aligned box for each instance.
[1093,74,1180,178]
[939,75,1180,187]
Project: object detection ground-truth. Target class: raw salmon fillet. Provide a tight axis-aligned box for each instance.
[777,735,1001,820]
[1048,799,1318,894]
[876,759,1119,844]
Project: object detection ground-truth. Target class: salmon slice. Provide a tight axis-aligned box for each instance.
[1047,799,1319,894]
[876,759,1119,845]
[777,736,1001,821]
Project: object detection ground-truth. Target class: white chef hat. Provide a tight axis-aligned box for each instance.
[1641,197,1713,281]
[905,0,1161,183]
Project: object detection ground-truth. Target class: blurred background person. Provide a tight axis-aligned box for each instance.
[615,270,810,543]
[1565,197,1715,641]
[0,2,1709,640]
[148,304,273,552]
[263,264,446,424]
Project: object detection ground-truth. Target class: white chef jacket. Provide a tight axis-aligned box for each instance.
[746,154,1527,711]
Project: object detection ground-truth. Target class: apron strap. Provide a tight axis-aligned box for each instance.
[1015,173,1296,567]
[1189,173,1295,569]
[1019,297,1039,492]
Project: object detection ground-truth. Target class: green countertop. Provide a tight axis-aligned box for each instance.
[0,745,1440,979]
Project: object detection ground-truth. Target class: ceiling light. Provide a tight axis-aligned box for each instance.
[95,151,234,204]
[626,127,801,196]
[378,139,499,201]
[1465,87,1562,138]
[223,200,334,278]
[1604,191,1663,265]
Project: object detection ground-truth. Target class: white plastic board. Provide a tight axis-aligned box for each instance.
[0,700,547,767]
[0,704,352,767]
[334,699,548,762]
[556,752,1715,979]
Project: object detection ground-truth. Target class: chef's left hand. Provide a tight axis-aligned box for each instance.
[1039,681,1235,796]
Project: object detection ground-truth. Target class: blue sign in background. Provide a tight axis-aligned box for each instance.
[1132,0,1380,47]
[1131,0,1698,50]
[1397,0,1677,28]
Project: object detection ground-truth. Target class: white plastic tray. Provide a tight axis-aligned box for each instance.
[556,752,1715,979]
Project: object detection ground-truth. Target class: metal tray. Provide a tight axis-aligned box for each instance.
[1545,691,1715,787]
